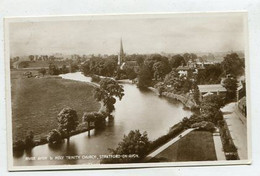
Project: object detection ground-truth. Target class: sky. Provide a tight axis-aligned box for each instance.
[8,13,246,57]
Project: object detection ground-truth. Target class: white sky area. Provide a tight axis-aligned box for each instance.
[8,13,246,57]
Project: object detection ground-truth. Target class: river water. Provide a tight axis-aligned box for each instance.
[13,72,192,166]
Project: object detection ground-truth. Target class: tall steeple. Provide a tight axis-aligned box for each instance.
[118,38,125,65]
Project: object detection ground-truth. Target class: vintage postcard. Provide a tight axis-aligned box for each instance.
[4,12,251,171]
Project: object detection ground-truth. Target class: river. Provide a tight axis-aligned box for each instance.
[13,72,192,166]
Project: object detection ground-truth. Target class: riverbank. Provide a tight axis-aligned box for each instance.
[161,92,196,109]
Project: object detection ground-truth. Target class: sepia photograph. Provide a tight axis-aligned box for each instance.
[4,12,250,171]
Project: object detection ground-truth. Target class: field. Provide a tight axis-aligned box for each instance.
[15,60,72,69]
[11,70,100,141]
[26,61,71,68]
[152,130,217,161]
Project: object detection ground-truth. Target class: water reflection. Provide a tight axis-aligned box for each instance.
[48,141,65,152]
[13,73,192,166]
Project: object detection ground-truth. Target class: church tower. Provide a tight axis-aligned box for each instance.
[118,38,125,66]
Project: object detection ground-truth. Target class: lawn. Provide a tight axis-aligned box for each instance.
[151,130,217,162]
[11,70,100,141]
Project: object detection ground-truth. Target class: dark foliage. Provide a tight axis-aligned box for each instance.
[90,75,101,83]
[137,65,153,88]
[47,129,63,144]
[94,78,124,114]
[19,61,30,68]
[49,63,60,75]
[102,130,150,163]
[24,131,35,148]
[223,78,238,101]
[57,107,79,141]
[38,68,47,76]
[218,120,239,160]
[13,140,25,152]
[222,53,244,76]
[148,122,184,154]
[169,54,186,68]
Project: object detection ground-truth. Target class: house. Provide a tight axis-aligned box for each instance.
[176,66,192,77]
[176,59,205,77]
[197,84,227,101]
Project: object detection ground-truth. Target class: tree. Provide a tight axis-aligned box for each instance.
[136,55,145,66]
[125,67,137,80]
[153,61,164,80]
[190,53,197,62]
[200,94,224,124]
[137,65,153,88]
[183,53,192,63]
[19,61,29,68]
[102,130,150,163]
[39,68,46,77]
[201,94,224,110]
[223,78,238,101]
[47,129,62,144]
[169,54,185,68]
[164,69,179,86]
[94,78,124,115]
[24,131,34,148]
[82,112,96,137]
[49,63,60,75]
[70,63,79,73]
[13,140,25,152]
[193,86,200,104]
[61,65,69,74]
[222,53,244,76]
[57,107,79,142]
[29,55,34,61]
[196,64,224,84]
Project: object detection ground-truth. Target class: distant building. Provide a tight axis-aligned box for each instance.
[198,84,227,101]
[176,66,191,77]
[176,59,206,77]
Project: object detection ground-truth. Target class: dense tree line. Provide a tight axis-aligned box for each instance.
[81,52,244,93]
[81,56,118,77]
[48,63,79,75]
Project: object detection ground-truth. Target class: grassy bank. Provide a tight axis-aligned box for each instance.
[11,70,100,141]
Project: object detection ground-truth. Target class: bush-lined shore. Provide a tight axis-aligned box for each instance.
[13,72,124,153]
[12,71,239,162]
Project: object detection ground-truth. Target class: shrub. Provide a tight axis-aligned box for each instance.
[181,117,190,129]
[94,112,106,129]
[191,105,200,111]
[19,61,30,68]
[91,75,101,83]
[188,114,204,125]
[47,129,62,144]
[39,136,48,144]
[102,130,150,163]
[218,120,238,159]
[13,140,25,151]
[24,131,35,148]
[191,121,215,132]
[149,122,184,153]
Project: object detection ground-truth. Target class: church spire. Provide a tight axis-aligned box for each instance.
[118,38,125,65]
[120,38,124,57]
